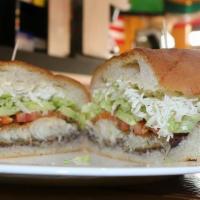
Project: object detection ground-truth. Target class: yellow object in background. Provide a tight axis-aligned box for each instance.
[33,0,45,7]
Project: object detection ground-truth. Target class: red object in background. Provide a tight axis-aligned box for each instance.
[174,17,200,28]
[109,16,125,46]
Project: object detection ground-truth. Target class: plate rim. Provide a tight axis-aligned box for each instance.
[0,164,199,177]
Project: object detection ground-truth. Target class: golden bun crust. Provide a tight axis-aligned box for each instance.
[134,48,200,96]
[91,48,200,96]
[0,60,52,76]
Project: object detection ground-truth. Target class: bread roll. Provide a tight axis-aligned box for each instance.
[0,61,89,158]
[89,48,200,163]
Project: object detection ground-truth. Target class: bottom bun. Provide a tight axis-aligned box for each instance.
[168,125,200,162]
[0,116,84,158]
[86,120,200,164]
[86,141,165,164]
[0,138,84,159]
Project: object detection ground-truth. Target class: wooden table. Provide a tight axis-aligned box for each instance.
[0,174,199,199]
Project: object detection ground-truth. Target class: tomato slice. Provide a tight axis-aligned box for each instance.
[92,111,154,136]
[0,116,13,125]
[131,120,149,136]
[93,111,130,132]
[0,111,67,126]
[15,112,42,123]
[117,120,130,132]
[92,111,116,123]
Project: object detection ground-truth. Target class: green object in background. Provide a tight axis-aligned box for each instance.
[166,1,200,13]
[129,0,164,14]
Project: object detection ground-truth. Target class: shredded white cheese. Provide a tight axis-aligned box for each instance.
[0,81,66,101]
[0,69,69,113]
[0,71,66,101]
[93,80,200,139]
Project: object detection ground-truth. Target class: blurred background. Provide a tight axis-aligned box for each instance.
[1,0,200,76]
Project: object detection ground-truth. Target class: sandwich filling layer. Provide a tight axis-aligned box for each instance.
[0,94,85,127]
[0,117,79,147]
[83,80,200,146]
[87,119,167,153]
[0,67,86,128]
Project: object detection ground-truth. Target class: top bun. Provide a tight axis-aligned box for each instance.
[0,60,90,106]
[91,48,200,96]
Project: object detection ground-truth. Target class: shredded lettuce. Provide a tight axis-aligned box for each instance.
[168,115,200,133]
[63,155,91,166]
[115,109,137,126]
[81,102,102,120]
[72,155,91,165]
[92,80,200,139]
[0,93,85,127]
[51,96,76,110]
[59,106,85,128]
[0,94,19,116]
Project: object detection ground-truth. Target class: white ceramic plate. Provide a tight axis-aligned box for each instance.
[0,152,199,177]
